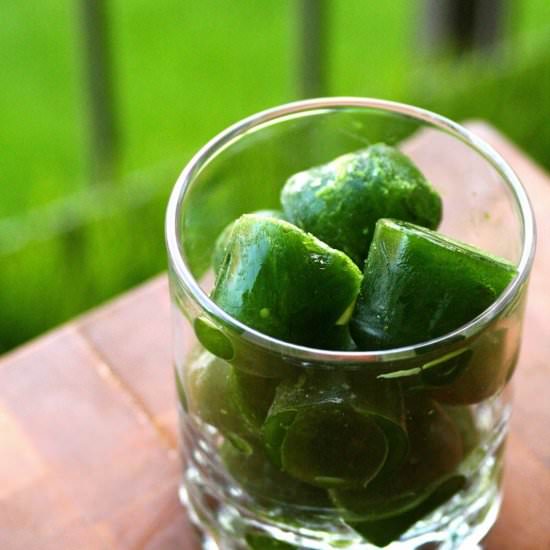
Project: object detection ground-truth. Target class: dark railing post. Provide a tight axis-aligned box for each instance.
[297,0,328,98]
[78,0,118,183]
[422,0,506,55]
[473,0,507,52]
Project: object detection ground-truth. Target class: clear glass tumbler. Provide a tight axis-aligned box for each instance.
[165,98,535,549]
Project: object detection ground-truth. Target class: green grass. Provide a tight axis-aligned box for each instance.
[0,167,174,351]
[109,0,294,174]
[1,0,296,351]
[0,2,87,218]
[2,1,550,352]
[328,0,415,99]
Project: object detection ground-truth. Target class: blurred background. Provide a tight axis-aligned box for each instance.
[1,0,549,354]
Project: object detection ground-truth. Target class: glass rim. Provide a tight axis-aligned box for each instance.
[165,97,536,363]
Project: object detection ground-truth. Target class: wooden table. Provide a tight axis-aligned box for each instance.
[1,123,549,550]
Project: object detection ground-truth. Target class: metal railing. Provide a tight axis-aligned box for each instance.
[76,1,506,185]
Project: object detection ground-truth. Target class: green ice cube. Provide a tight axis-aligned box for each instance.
[347,474,465,547]
[281,144,442,265]
[185,352,257,452]
[213,210,286,274]
[351,219,517,350]
[211,215,362,348]
[332,399,463,521]
[262,371,407,490]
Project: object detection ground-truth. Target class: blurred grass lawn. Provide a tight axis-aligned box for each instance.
[1,0,550,352]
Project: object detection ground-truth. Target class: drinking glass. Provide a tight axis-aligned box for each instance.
[165,98,535,549]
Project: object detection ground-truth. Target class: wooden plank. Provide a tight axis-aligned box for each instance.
[486,434,550,550]
[77,276,179,448]
[0,327,198,549]
[1,122,549,549]
[468,122,550,468]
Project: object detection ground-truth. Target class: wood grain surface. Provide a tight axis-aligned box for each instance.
[0,123,548,550]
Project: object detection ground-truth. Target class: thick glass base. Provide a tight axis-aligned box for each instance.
[181,474,499,550]
[180,445,501,550]
[177,393,507,549]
